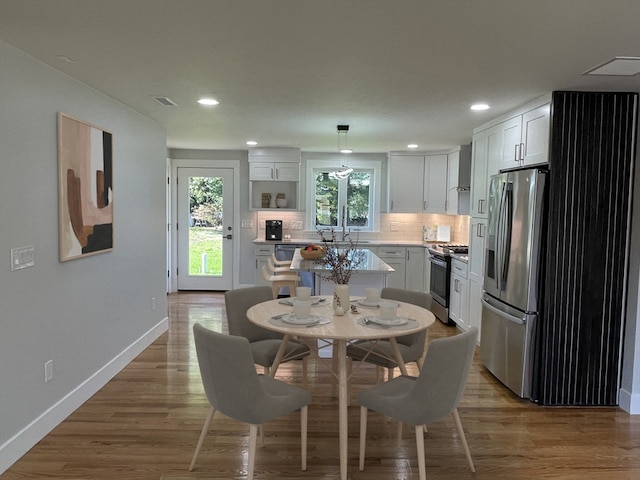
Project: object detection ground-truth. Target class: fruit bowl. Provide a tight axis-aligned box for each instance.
[300,245,325,260]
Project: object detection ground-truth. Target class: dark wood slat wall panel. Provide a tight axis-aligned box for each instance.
[537,91,638,406]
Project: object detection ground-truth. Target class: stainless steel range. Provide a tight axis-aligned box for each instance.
[427,244,468,324]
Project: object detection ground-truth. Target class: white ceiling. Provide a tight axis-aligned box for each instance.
[1,0,638,153]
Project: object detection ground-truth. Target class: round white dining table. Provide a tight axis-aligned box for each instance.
[247,295,435,480]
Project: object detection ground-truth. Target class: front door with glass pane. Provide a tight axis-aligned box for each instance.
[177,167,233,290]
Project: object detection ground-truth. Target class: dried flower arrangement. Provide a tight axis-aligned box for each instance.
[315,229,365,285]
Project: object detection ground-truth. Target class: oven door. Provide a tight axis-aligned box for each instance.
[429,254,449,307]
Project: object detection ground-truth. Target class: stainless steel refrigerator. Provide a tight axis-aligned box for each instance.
[480,168,547,399]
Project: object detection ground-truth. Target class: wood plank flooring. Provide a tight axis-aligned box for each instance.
[3,292,640,479]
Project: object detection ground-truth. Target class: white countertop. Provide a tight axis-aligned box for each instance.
[253,238,431,247]
[290,247,394,274]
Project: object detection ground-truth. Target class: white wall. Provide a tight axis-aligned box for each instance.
[620,136,640,413]
[0,41,169,472]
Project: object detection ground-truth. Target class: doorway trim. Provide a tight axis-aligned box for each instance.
[169,159,240,293]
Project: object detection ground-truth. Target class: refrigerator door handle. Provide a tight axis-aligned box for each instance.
[481,297,525,325]
[495,182,509,289]
[495,181,513,291]
[499,182,513,290]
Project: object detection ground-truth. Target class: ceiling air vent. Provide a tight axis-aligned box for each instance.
[152,96,178,106]
[584,57,640,76]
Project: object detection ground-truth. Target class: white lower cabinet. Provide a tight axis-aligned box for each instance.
[467,217,486,343]
[254,245,274,287]
[376,246,407,289]
[449,258,468,329]
[405,247,425,291]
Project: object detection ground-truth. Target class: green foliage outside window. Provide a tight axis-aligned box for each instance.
[314,170,371,229]
[189,176,223,227]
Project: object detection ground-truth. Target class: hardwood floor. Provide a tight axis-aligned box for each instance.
[3,291,640,479]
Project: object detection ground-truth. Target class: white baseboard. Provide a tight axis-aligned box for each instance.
[618,387,640,414]
[0,317,169,474]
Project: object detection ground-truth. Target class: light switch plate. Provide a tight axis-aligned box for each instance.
[241,219,254,228]
[11,245,35,271]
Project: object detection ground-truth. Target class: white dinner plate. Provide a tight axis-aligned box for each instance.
[357,299,399,308]
[364,316,409,326]
[281,313,321,325]
[357,299,380,307]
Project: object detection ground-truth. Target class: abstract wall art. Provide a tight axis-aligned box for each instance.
[58,113,113,261]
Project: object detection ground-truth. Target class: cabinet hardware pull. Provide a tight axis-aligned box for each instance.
[514,144,520,162]
[520,142,525,161]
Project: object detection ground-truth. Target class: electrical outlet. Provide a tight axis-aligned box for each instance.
[151,297,157,311]
[44,360,53,383]
[390,222,399,232]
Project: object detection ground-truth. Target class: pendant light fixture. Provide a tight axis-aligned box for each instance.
[330,125,353,179]
[337,124,353,154]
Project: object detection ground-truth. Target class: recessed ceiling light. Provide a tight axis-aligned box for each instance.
[407,144,419,149]
[197,97,219,106]
[584,56,640,76]
[246,141,258,146]
[471,103,490,111]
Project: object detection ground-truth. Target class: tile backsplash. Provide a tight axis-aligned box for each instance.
[254,210,470,244]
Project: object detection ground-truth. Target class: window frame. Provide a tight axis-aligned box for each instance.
[305,158,381,233]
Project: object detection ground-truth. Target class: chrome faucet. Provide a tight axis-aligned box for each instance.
[341,205,350,241]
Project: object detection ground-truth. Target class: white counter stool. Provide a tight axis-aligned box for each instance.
[261,264,299,299]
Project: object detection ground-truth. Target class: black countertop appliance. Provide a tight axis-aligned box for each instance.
[265,220,283,241]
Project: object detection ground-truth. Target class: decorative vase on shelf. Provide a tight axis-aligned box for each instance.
[333,284,350,316]
[269,194,277,208]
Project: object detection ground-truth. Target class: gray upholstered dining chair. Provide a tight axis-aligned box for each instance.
[225,286,309,379]
[346,288,432,381]
[358,327,478,480]
[189,323,311,478]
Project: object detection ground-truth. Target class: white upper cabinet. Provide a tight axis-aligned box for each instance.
[388,155,425,213]
[249,162,299,181]
[423,154,448,213]
[471,125,501,218]
[521,104,551,167]
[496,102,551,171]
[471,95,551,218]
[388,153,448,214]
[248,147,301,210]
[499,115,523,171]
[470,130,488,218]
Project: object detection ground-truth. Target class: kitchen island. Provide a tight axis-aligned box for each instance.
[290,247,394,296]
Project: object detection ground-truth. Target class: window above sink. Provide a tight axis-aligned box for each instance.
[305,158,382,233]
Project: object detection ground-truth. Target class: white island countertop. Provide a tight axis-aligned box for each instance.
[290,247,394,275]
[253,238,429,247]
